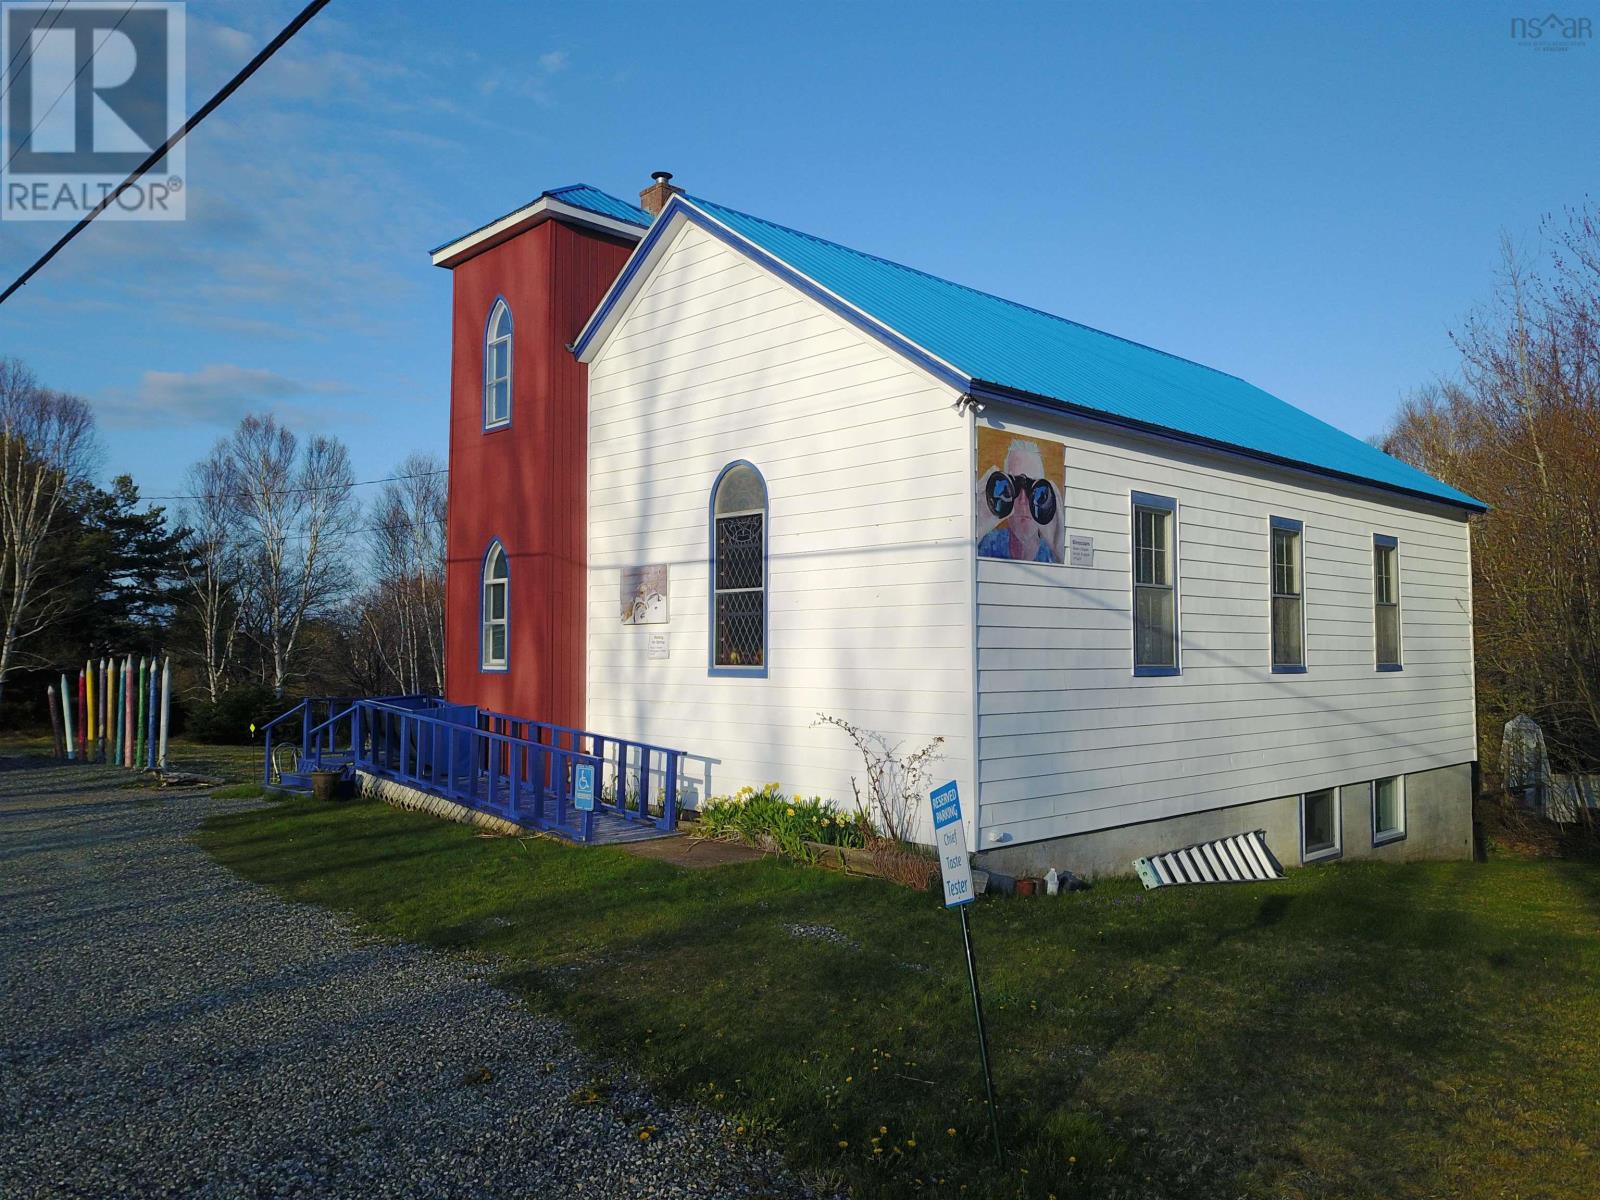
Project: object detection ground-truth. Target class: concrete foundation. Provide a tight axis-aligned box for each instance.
[355,770,522,837]
[974,761,1475,881]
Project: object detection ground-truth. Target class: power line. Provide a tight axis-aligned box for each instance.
[138,468,447,503]
[0,0,69,107]
[0,0,334,306]
[6,0,140,173]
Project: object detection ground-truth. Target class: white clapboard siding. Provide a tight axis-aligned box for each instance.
[975,405,1475,846]
[586,220,973,818]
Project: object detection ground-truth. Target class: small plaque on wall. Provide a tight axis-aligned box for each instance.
[1069,534,1094,567]
[646,633,669,660]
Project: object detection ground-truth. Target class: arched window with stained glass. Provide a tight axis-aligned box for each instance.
[709,461,767,675]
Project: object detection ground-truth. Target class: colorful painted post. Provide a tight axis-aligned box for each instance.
[104,659,114,763]
[85,660,95,759]
[77,669,86,758]
[157,657,171,770]
[124,655,135,768]
[47,685,64,759]
[135,658,147,768]
[104,658,114,761]
[145,660,158,770]
[60,673,77,761]
[113,659,121,765]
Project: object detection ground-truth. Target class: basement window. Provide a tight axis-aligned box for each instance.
[1301,788,1341,862]
[1372,776,1406,845]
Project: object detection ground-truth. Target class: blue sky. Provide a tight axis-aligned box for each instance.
[0,0,1594,505]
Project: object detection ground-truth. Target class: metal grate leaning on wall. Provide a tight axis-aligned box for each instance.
[1133,830,1284,889]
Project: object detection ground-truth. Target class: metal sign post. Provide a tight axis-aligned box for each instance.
[930,781,1003,1166]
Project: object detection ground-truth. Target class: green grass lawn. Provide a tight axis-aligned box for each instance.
[0,731,261,784]
[196,796,1600,1200]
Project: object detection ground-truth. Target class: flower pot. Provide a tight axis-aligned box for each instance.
[1014,877,1038,898]
[310,769,343,802]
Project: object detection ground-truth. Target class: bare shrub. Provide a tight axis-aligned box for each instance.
[815,713,944,889]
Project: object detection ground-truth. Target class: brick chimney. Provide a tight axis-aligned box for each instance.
[639,170,683,217]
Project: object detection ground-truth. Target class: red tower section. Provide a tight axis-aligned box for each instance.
[437,207,640,727]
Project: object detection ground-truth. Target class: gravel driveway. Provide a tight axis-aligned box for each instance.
[0,761,810,1199]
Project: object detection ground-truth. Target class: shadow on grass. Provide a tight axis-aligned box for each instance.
[197,799,1600,1200]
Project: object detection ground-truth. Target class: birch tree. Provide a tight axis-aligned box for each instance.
[0,359,98,702]
[361,453,446,695]
[220,414,358,696]
[177,451,243,702]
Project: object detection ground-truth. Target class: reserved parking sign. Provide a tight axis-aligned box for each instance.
[930,781,974,907]
[574,763,596,811]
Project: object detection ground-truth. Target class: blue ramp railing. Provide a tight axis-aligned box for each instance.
[476,707,681,833]
[261,696,687,844]
[355,699,602,842]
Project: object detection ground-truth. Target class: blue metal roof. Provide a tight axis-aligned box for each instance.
[544,184,650,228]
[684,196,1483,512]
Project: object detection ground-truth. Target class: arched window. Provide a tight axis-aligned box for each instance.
[482,542,508,669]
[710,461,767,674]
[484,299,512,429]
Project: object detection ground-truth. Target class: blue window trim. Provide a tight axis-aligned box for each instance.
[1374,533,1402,671]
[480,539,509,673]
[707,460,769,679]
[1269,514,1307,674]
[483,297,513,432]
[1130,490,1180,677]
[1299,787,1343,864]
[1369,776,1408,847]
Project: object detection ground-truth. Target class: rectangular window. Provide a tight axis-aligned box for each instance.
[1132,492,1178,674]
[1301,787,1341,861]
[1374,535,1401,670]
[1372,775,1405,844]
[1270,517,1305,671]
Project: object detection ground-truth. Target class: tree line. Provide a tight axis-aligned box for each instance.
[1381,202,1600,779]
[0,356,444,740]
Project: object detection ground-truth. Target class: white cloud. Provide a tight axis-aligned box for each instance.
[538,50,569,72]
[96,364,350,430]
